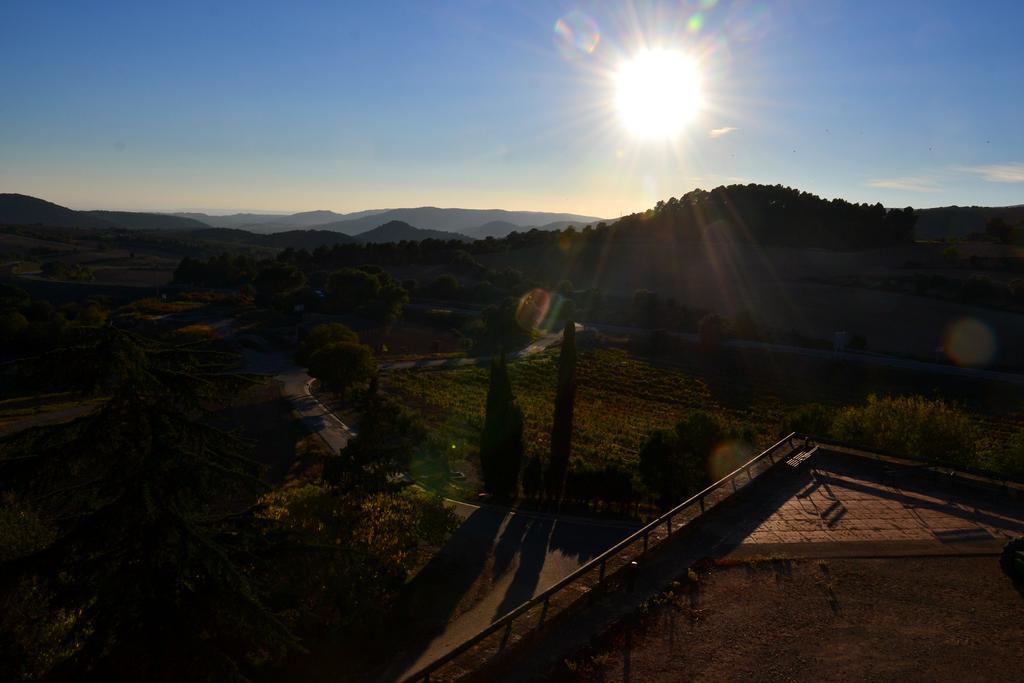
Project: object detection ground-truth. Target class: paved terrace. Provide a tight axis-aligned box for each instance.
[450,447,1024,683]
[718,448,1023,557]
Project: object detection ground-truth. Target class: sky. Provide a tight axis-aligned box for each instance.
[1,0,1022,217]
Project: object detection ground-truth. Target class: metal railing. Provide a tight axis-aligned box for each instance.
[796,433,1024,498]
[401,432,807,682]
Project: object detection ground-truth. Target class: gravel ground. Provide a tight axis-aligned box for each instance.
[547,555,1024,682]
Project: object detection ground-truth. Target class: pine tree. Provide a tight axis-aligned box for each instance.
[0,328,298,679]
[479,353,523,498]
[547,321,577,498]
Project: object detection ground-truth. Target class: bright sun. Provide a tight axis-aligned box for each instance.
[614,49,703,140]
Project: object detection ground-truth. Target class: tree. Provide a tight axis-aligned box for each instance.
[253,262,306,298]
[638,410,726,508]
[324,268,407,321]
[306,341,377,394]
[546,321,577,498]
[424,274,461,299]
[698,313,728,350]
[296,323,359,365]
[479,353,524,498]
[638,429,682,507]
[522,455,543,498]
[0,328,298,679]
[326,268,381,311]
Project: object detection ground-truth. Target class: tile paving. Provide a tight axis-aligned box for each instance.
[731,449,1024,548]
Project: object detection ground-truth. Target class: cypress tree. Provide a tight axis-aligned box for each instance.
[479,353,523,498]
[547,321,577,498]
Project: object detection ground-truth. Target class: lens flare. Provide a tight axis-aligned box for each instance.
[554,11,600,60]
[726,2,772,43]
[707,440,755,481]
[614,48,703,139]
[516,288,571,332]
[944,317,997,367]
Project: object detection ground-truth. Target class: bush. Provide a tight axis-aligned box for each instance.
[986,429,1024,479]
[832,395,978,466]
[781,403,837,437]
[639,410,734,508]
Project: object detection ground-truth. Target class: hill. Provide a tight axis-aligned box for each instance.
[87,210,210,231]
[915,204,1024,240]
[310,207,604,236]
[0,193,116,229]
[0,194,208,231]
[353,220,471,243]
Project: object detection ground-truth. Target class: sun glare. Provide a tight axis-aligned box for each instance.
[614,49,703,140]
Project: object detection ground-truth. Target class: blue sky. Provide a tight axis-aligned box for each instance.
[1,0,1022,216]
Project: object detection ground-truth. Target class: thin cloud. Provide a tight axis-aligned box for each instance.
[960,162,1024,183]
[866,177,942,193]
[709,126,737,139]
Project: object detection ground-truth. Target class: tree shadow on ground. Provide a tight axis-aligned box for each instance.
[491,517,555,620]
[368,505,509,681]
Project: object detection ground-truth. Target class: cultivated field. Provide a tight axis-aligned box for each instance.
[386,346,1024,495]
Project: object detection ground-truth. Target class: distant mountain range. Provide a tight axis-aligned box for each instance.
[297,207,605,238]
[0,193,605,241]
[16,190,1023,245]
[175,208,391,233]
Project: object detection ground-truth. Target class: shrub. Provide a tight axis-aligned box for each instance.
[832,395,978,466]
[781,403,837,437]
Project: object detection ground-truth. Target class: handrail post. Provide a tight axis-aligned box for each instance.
[599,558,606,582]
[643,529,648,552]
[538,595,550,626]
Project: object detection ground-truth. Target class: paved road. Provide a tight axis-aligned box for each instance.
[378,505,638,683]
[241,348,355,453]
